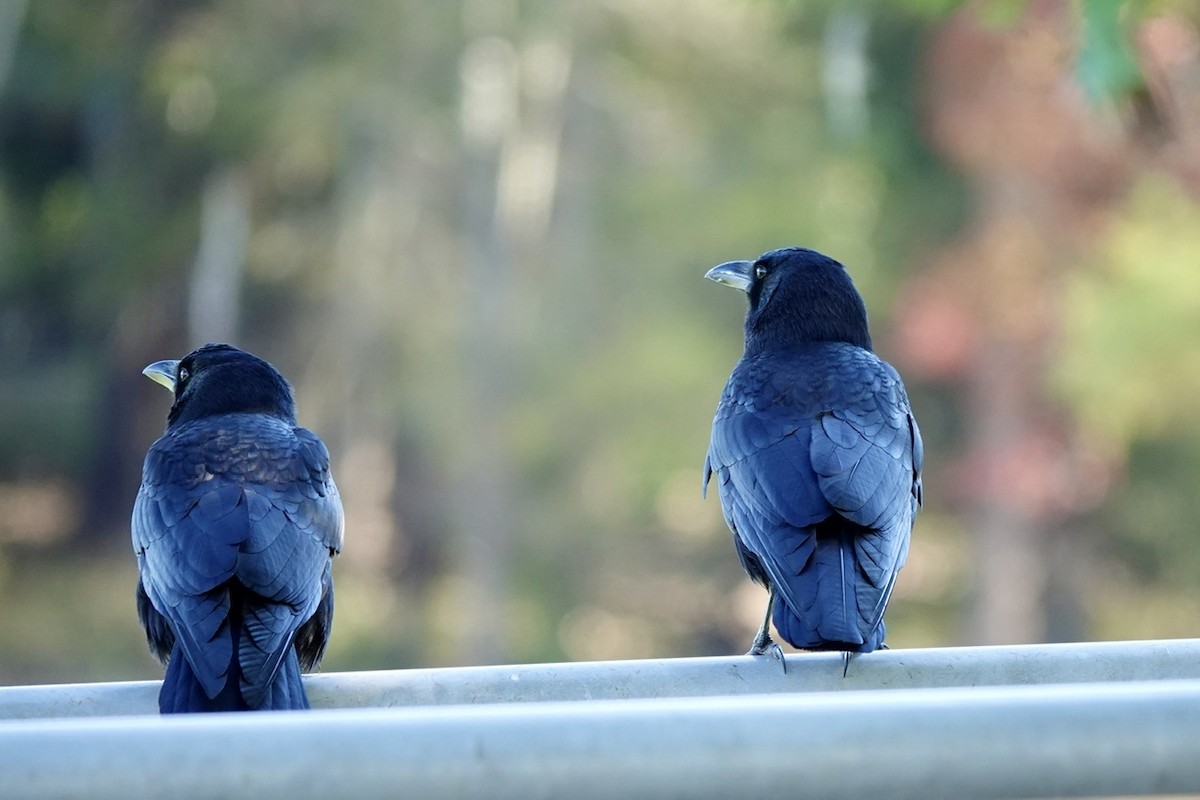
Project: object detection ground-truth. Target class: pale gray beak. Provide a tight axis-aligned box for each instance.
[142,359,180,393]
[705,260,754,293]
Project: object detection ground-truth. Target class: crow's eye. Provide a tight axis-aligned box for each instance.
[178,367,190,384]
[755,264,768,280]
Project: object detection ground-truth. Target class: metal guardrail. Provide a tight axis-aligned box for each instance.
[1,679,1198,799]
[1,637,1198,718]
[2,639,1199,798]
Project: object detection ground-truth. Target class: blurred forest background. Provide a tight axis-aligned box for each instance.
[1,0,1199,685]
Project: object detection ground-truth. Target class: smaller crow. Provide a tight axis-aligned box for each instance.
[703,248,922,671]
[133,344,343,712]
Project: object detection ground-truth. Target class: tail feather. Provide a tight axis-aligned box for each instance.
[157,630,311,713]
[255,649,310,710]
[159,641,245,713]
[771,520,888,652]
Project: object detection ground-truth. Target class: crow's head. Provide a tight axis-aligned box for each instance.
[706,247,872,353]
[142,343,297,429]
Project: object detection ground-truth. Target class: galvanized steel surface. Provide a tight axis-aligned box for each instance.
[1,637,1198,718]
[0,679,1198,799]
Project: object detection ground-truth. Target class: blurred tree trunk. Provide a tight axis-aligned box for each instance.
[821,6,870,142]
[965,322,1050,643]
[457,29,518,666]
[187,168,249,345]
[0,0,27,95]
[456,5,572,664]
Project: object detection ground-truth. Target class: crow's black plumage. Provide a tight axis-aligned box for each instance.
[703,248,922,666]
[133,343,343,712]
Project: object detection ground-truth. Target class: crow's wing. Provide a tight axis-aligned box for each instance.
[807,357,921,638]
[706,345,921,645]
[133,415,343,705]
[133,460,243,699]
[235,427,342,705]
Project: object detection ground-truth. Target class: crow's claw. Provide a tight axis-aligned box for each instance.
[748,640,787,674]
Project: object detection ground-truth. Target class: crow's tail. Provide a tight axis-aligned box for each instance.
[249,648,311,711]
[770,520,887,653]
[158,628,310,712]
[158,641,245,713]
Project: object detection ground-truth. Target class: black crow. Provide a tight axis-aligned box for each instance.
[703,248,922,670]
[133,343,343,712]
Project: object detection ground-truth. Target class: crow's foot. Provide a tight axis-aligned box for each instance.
[748,638,787,674]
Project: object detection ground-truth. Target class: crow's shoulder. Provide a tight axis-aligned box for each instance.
[142,413,331,488]
[716,343,901,418]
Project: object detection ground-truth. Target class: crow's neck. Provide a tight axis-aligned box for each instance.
[743,315,872,357]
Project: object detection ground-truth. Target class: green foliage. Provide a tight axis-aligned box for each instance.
[1075,0,1144,105]
[1055,177,1200,447]
[1089,435,1200,640]
[1054,177,1200,638]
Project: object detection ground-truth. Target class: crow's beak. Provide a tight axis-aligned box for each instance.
[705,260,754,293]
[142,360,180,393]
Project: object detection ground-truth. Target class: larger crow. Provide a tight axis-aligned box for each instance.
[703,248,922,668]
[133,343,343,712]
